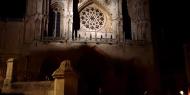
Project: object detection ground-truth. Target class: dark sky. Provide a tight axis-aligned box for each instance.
[150,0,189,70]
[0,0,26,18]
[150,0,189,94]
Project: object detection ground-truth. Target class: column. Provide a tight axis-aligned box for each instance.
[52,60,78,95]
[111,0,119,41]
[36,19,42,40]
[56,12,61,37]
[52,62,65,95]
[53,11,57,37]
[60,11,64,38]
[118,0,124,42]
[2,58,14,92]
[69,0,73,40]
[63,0,68,39]
[45,0,49,36]
[41,0,48,39]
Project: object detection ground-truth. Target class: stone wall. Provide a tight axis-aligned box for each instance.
[128,0,151,41]
[8,42,158,92]
[0,0,156,94]
[2,81,54,95]
[12,43,153,81]
[0,0,152,54]
[0,21,24,54]
[0,62,6,85]
[77,0,122,39]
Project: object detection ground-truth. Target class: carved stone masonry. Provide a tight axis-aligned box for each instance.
[52,60,73,78]
[128,0,151,41]
[52,60,78,95]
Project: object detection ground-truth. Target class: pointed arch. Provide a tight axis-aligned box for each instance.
[78,0,112,34]
[78,0,111,17]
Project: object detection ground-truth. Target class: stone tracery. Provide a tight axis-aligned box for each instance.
[80,6,105,31]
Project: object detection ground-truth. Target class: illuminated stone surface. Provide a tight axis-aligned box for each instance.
[0,0,156,95]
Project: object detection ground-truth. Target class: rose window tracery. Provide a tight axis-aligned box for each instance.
[80,7,105,31]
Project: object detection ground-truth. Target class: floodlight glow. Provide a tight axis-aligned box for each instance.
[179,90,184,95]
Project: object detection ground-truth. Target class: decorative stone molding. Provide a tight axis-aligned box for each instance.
[51,0,64,12]
[78,1,113,40]
[2,58,15,93]
[52,60,72,78]
[4,58,14,83]
[80,6,105,32]
[104,0,111,5]
[52,60,78,95]
[127,0,151,41]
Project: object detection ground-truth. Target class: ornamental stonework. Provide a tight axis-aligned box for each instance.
[80,6,105,31]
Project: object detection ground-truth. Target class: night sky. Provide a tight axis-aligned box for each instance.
[0,0,26,19]
[150,0,189,94]
[150,0,189,70]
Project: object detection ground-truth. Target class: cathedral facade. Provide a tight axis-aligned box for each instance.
[0,0,158,95]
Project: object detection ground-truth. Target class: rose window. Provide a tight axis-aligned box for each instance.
[80,7,105,31]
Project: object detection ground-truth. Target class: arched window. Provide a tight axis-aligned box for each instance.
[48,10,55,37]
[46,0,61,38]
[56,12,61,37]
[48,10,61,38]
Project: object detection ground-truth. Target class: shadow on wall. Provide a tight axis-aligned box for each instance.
[13,45,157,95]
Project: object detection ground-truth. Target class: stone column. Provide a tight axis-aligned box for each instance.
[41,0,48,38]
[60,11,64,38]
[52,60,78,95]
[69,0,73,40]
[45,0,49,37]
[35,18,42,40]
[111,0,120,41]
[2,58,14,92]
[63,0,69,39]
[52,61,65,95]
[53,11,57,37]
[118,0,124,42]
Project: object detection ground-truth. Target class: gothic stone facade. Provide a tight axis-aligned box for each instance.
[0,0,159,95]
